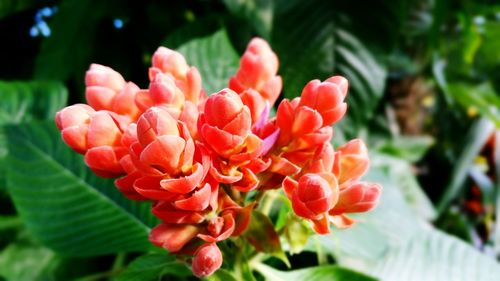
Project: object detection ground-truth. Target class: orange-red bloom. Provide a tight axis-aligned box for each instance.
[284,173,339,234]
[54,36,383,278]
[192,243,223,278]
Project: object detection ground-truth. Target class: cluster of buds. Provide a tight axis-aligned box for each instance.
[55,38,381,278]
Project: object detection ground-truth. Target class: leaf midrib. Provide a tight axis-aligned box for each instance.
[12,134,151,233]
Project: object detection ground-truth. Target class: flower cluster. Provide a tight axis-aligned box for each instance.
[55,38,381,278]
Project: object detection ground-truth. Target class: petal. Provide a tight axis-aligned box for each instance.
[87,111,122,147]
[160,162,205,194]
[84,146,125,177]
[201,124,244,157]
[85,86,116,111]
[61,126,88,153]
[329,214,356,229]
[140,136,185,174]
[233,167,259,192]
[134,176,177,201]
[152,201,205,224]
[114,171,146,200]
[311,215,330,234]
[174,183,212,211]
[149,223,200,252]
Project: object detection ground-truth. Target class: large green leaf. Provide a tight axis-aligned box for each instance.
[253,263,377,281]
[272,0,334,99]
[0,81,67,124]
[317,155,500,281]
[114,254,191,281]
[271,0,387,134]
[6,121,159,256]
[176,29,240,95]
[0,81,67,191]
[222,0,274,38]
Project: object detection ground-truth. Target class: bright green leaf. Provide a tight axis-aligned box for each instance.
[177,29,240,95]
[0,241,59,281]
[317,159,500,281]
[377,135,434,162]
[253,263,377,281]
[0,80,68,191]
[6,121,159,256]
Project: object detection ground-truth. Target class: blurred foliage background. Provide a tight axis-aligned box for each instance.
[0,0,499,280]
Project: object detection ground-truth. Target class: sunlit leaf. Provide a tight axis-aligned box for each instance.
[253,263,377,281]
[6,121,159,256]
[177,29,240,95]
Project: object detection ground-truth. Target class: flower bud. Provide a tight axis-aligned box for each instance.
[329,182,382,215]
[229,38,282,106]
[335,139,369,184]
[85,64,125,92]
[284,173,338,220]
[192,243,223,278]
[201,89,252,158]
[299,77,347,127]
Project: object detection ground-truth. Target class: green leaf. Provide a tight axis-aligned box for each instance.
[0,241,59,281]
[376,135,434,162]
[272,0,334,99]
[283,216,310,254]
[6,121,159,256]
[371,153,436,221]
[0,81,68,191]
[317,158,500,281]
[437,118,496,215]
[114,254,191,281]
[177,29,240,95]
[222,0,274,38]
[207,269,239,281]
[272,0,387,133]
[245,211,289,267]
[447,83,500,127]
[0,81,68,124]
[253,263,377,281]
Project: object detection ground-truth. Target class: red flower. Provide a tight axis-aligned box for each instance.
[283,173,339,234]
[192,243,223,278]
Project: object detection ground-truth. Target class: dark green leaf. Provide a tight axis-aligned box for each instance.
[222,0,273,38]
[115,253,191,281]
[253,263,377,281]
[177,29,240,95]
[272,0,387,133]
[6,121,159,256]
[272,0,334,99]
